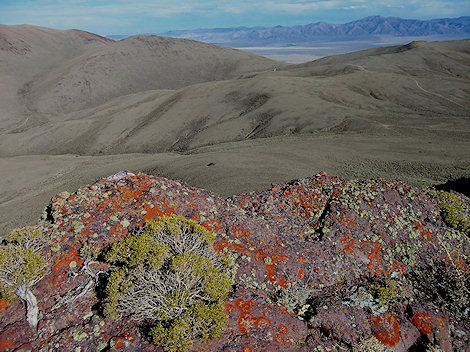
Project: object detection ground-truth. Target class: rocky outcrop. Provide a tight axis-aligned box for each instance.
[0,172,468,351]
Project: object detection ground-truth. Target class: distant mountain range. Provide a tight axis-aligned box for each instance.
[108,16,470,44]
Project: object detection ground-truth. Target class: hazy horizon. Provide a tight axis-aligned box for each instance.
[1,0,469,36]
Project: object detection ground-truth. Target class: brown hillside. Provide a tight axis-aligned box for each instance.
[1,39,468,157]
[25,35,280,114]
[0,24,111,129]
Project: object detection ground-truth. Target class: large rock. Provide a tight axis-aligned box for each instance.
[0,172,468,351]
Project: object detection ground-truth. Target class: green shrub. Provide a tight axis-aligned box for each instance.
[410,258,469,322]
[429,189,470,234]
[5,226,48,252]
[105,215,232,352]
[366,275,404,308]
[0,227,47,302]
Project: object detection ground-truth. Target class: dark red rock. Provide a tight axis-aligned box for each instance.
[0,172,468,351]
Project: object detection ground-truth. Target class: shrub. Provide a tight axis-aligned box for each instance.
[0,226,48,328]
[5,226,48,252]
[352,336,387,352]
[411,258,469,322]
[105,215,232,352]
[429,189,470,234]
[366,275,404,308]
[0,226,47,302]
[0,247,46,301]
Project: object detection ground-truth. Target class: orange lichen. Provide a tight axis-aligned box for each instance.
[225,303,236,314]
[275,323,295,345]
[390,260,406,275]
[443,250,468,272]
[298,268,305,281]
[114,334,135,349]
[278,276,288,288]
[235,299,257,334]
[143,205,162,221]
[52,248,83,273]
[265,264,277,283]
[277,305,294,316]
[420,231,434,242]
[231,243,250,255]
[371,313,401,347]
[255,317,271,329]
[254,249,267,263]
[0,299,9,311]
[213,240,229,251]
[411,312,433,335]
[341,233,359,255]
[237,347,253,352]
[270,253,289,264]
[274,237,285,247]
[232,226,251,238]
[333,214,358,230]
[235,298,257,312]
[413,220,423,230]
[0,338,14,349]
[201,219,223,233]
[365,243,384,275]
[162,207,175,216]
[234,299,271,334]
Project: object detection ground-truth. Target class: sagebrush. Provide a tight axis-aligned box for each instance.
[105,215,232,352]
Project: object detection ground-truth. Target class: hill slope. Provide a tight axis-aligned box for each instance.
[0,25,279,131]
[25,35,280,114]
[0,24,112,129]
[1,39,469,156]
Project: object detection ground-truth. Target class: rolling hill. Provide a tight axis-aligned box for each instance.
[1,36,469,156]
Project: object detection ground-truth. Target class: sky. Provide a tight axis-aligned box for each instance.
[0,0,469,36]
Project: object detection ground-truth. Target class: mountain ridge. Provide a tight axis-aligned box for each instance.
[107,15,470,44]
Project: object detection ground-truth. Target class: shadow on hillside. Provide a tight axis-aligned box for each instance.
[436,177,470,198]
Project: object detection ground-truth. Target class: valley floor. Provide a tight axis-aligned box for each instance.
[1,133,469,236]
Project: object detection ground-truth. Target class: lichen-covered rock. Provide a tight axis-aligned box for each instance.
[0,172,468,351]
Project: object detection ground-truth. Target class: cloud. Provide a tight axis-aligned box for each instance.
[267,1,343,13]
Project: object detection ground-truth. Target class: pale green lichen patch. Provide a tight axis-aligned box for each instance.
[120,219,130,228]
[342,287,388,315]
